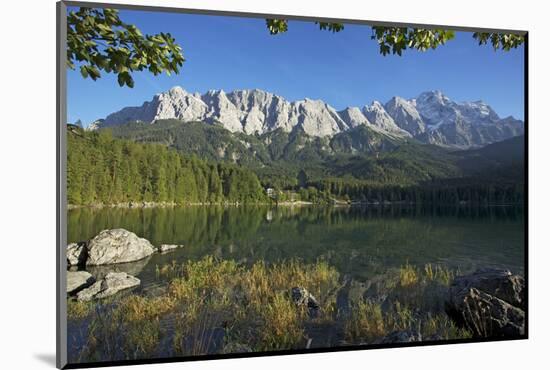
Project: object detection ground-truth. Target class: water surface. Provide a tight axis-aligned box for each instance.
[68,205,525,286]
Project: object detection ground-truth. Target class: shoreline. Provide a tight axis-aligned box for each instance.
[67,201,524,210]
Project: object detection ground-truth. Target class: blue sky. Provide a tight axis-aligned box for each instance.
[67,8,525,126]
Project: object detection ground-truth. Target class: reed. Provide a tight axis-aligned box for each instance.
[68,256,472,361]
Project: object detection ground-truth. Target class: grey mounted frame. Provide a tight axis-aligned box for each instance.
[57,1,528,368]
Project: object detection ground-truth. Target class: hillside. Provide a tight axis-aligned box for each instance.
[69,124,524,206]
[106,119,465,188]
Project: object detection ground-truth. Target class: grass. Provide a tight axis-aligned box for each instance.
[399,262,419,287]
[399,262,458,288]
[344,298,471,344]
[422,313,472,340]
[256,291,306,351]
[115,295,176,322]
[68,256,472,362]
[344,300,386,343]
[424,263,458,286]
[344,263,469,344]
[67,299,93,319]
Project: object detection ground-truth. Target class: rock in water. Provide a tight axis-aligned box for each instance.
[222,342,252,354]
[158,244,183,253]
[291,287,320,317]
[66,271,95,294]
[76,281,103,302]
[450,268,524,309]
[86,256,150,282]
[447,268,525,337]
[377,330,422,344]
[86,229,156,265]
[67,242,87,266]
[77,272,140,301]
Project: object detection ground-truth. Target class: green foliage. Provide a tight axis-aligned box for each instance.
[67,127,266,205]
[266,19,289,34]
[317,22,345,33]
[107,120,451,188]
[371,27,456,55]
[67,7,185,87]
[473,32,525,51]
[105,120,523,205]
[266,19,344,35]
[265,19,524,55]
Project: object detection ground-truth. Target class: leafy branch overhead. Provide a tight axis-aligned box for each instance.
[371,27,455,56]
[67,7,185,87]
[472,32,525,51]
[66,7,524,88]
[265,19,524,55]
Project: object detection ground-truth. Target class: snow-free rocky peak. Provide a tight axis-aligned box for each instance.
[95,86,524,148]
[384,96,426,136]
[362,101,412,138]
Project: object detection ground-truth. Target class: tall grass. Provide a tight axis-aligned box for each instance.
[68,256,471,362]
[399,262,419,287]
[256,292,306,351]
[344,300,385,343]
[67,299,93,319]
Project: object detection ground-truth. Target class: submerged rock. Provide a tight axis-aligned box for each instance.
[67,242,87,266]
[377,330,422,344]
[158,244,184,253]
[222,342,253,354]
[291,287,320,317]
[77,272,140,301]
[67,271,95,294]
[446,268,525,337]
[76,280,103,302]
[86,255,151,281]
[86,229,156,265]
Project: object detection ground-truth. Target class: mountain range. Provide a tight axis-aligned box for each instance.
[90,86,524,149]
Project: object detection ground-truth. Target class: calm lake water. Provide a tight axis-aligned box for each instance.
[67,205,525,363]
[68,205,525,286]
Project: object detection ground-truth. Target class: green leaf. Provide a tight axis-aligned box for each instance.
[80,65,88,78]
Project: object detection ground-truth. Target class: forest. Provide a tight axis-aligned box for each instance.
[67,127,266,205]
[67,125,524,206]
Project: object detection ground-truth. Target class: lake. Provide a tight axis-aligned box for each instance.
[68,205,524,289]
[67,205,525,362]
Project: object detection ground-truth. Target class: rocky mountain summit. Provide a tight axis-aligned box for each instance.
[94,87,523,148]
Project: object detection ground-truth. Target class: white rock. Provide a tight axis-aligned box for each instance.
[77,272,140,301]
[86,229,156,266]
[67,242,87,266]
[158,244,184,253]
[67,271,95,294]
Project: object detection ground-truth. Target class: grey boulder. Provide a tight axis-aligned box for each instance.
[86,229,156,265]
[67,242,87,266]
[450,268,524,309]
[77,272,140,301]
[447,268,525,337]
[67,271,95,294]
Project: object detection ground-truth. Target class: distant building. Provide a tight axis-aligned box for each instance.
[266,188,275,197]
